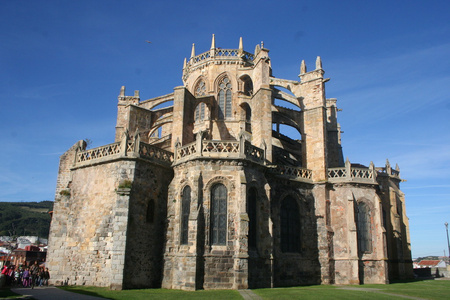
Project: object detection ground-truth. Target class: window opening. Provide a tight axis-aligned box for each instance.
[181,186,191,245]
[211,184,227,245]
[356,202,372,253]
[195,103,206,121]
[218,77,232,119]
[280,196,300,252]
[248,187,257,249]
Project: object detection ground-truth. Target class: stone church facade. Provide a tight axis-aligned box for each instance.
[47,36,413,290]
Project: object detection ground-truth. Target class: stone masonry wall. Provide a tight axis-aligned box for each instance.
[48,159,135,289]
[122,160,173,288]
[163,159,252,290]
[329,184,387,284]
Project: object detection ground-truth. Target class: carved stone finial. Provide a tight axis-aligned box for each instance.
[183,57,187,68]
[211,34,216,50]
[316,56,322,70]
[239,37,243,51]
[191,43,195,58]
[134,90,139,98]
[254,44,261,56]
[300,60,307,74]
[386,159,391,167]
[395,163,400,171]
[261,41,264,48]
[119,86,125,97]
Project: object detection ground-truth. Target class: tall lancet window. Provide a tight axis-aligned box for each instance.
[356,201,372,253]
[248,187,257,249]
[218,77,232,119]
[211,183,227,245]
[195,80,207,121]
[180,186,191,245]
[280,196,301,253]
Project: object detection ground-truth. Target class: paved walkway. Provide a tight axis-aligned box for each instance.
[11,286,106,300]
[238,289,262,300]
[336,286,427,300]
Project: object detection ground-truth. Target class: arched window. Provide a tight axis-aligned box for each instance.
[180,186,191,245]
[241,103,252,133]
[218,77,232,119]
[248,187,257,249]
[211,184,227,245]
[356,201,372,253]
[146,200,155,223]
[195,80,206,97]
[280,196,300,253]
[195,103,206,121]
[241,75,253,96]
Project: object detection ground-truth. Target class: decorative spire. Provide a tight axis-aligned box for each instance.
[119,86,125,97]
[316,56,322,70]
[300,60,307,74]
[254,44,261,56]
[239,37,243,51]
[211,34,216,49]
[191,43,195,58]
[183,57,187,68]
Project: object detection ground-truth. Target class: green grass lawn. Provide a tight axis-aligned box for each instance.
[58,279,450,300]
[60,285,243,299]
[347,279,450,300]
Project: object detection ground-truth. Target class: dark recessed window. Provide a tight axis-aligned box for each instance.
[180,186,191,245]
[211,184,227,245]
[280,196,300,253]
[356,202,372,253]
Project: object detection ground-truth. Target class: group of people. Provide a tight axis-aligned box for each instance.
[0,261,50,288]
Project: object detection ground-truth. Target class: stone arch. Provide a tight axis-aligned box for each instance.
[214,73,233,120]
[193,76,208,97]
[355,198,374,254]
[239,74,253,96]
[204,176,233,247]
[240,102,252,133]
[277,191,302,253]
[213,72,234,94]
[180,185,192,245]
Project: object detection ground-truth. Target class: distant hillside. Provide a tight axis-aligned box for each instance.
[0,201,53,239]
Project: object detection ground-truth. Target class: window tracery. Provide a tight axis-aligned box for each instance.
[356,201,372,253]
[195,80,206,97]
[195,103,206,121]
[211,183,227,245]
[218,77,232,119]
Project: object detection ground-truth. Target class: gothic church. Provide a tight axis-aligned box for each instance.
[47,36,413,290]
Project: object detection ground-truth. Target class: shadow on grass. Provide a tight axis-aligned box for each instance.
[0,287,23,299]
[59,286,113,299]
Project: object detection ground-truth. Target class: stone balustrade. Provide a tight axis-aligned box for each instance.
[328,159,377,184]
[269,165,313,183]
[174,138,264,165]
[75,137,173,168]
[188,49,254,66]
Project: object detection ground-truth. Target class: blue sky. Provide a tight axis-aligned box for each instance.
[1,1,449,258]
